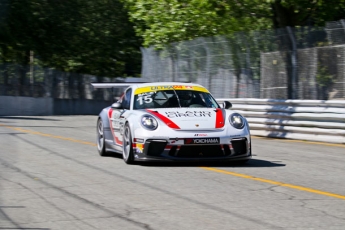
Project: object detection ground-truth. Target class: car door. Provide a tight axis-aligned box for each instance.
[111,88,132,148]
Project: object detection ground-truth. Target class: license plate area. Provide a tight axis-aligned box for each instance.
[184,137,220,145]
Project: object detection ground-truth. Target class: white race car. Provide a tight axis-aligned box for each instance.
[93,82,251,164]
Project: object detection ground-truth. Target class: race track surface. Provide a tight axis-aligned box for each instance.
[0,116,345,230]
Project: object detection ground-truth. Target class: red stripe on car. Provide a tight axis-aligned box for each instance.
[215,108,225,128]
[146,109,180,129]
[107,108,123,145]
[108,108,113,118]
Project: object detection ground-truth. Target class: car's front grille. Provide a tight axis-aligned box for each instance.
[144,139,248,158]
[223,144,232,156]
[231,139,247,156]
[173,145,228,158]
[146,140,167,156]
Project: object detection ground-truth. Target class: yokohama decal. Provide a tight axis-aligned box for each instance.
[215,108,225,128]
[146,109,180,129]
[185,138,220,144]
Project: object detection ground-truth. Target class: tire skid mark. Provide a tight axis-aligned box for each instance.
[0,207,23,229]
[0,159,153,230]
[0,124,96,146]
[0,175,97,229]
[7,133,281,229]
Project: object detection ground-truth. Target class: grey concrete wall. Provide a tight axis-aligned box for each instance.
[0,96,53,116]
[53,99,111,115]
[0,96,112,116]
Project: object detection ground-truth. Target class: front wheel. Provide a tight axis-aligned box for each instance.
[97,118,107,156]
[122,123,135,164]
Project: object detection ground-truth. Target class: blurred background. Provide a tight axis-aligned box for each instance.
[1,0,345,101]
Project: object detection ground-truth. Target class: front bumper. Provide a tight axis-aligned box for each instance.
[133,137,251,162]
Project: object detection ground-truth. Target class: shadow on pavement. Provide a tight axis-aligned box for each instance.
[98,151,286,168]
[107,158,286,168]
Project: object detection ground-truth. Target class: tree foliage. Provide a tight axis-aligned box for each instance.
[0,0,142,77]
[123,0,345,47]
[1,0,344,78]
[268,0,345,28]
[123,0,271,48]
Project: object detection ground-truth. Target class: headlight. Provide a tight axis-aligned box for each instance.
[229,113,245,129]
[141,115,158,130]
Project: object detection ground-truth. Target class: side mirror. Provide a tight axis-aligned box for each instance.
[111,102,122,109]
[223,101,232,109]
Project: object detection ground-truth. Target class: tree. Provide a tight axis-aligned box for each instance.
[122,0,271,48]
[269,0,345,28]
[123,0,345,47]
[0,0,142,77]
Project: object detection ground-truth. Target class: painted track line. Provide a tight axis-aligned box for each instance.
[1,123,345,200]
[201,167,345,200]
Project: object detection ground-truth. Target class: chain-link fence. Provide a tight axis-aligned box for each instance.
[141,20,345,100]
[1,20,345,100]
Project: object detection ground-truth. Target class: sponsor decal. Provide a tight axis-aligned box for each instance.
[136,92,154,105]
[185,138,220,145]
[134,85,209,95]
[168,139,184,145]
[133,143,144,153]
[107,108,123,145]
[194,134,208,136]
[165,111,212,118]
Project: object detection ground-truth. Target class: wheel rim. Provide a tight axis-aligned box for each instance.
[123,126,131,160]
[97,120,104,150]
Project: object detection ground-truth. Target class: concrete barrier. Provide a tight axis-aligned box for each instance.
[53,99,111,115]
[217,98,345,144]
[0,96,53,116]
[1,96,344,144]
[0,96,111,116]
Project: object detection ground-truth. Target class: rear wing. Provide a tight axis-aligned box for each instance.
[91,83,140,89]
[91,81,191,89]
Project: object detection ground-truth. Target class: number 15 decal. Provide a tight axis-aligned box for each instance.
[137,94,153,105]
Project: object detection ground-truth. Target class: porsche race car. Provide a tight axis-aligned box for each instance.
[92,82,251,164]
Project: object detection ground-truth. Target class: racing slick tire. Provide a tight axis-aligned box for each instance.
[122,123,135,164]
[97,118,108,156]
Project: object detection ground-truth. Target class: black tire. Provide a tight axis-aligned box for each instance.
[97,118,107,156]
[122,123,135,164]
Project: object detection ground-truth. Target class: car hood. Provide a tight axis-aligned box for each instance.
[145,108,226,130]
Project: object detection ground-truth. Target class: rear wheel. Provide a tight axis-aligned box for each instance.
[97,119,107,156]
[122,124,135,164]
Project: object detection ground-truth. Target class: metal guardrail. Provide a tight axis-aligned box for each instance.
[1,95,344,144]
[217,98,345,144]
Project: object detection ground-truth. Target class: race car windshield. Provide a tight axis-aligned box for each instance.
[134,90,219,110]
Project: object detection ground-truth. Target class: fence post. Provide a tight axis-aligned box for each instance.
[287,26,298,99]
[341,20,345,99]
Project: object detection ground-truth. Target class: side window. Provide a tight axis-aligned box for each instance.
[122,89,132,109]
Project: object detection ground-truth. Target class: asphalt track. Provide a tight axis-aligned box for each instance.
[0,115,344,230]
